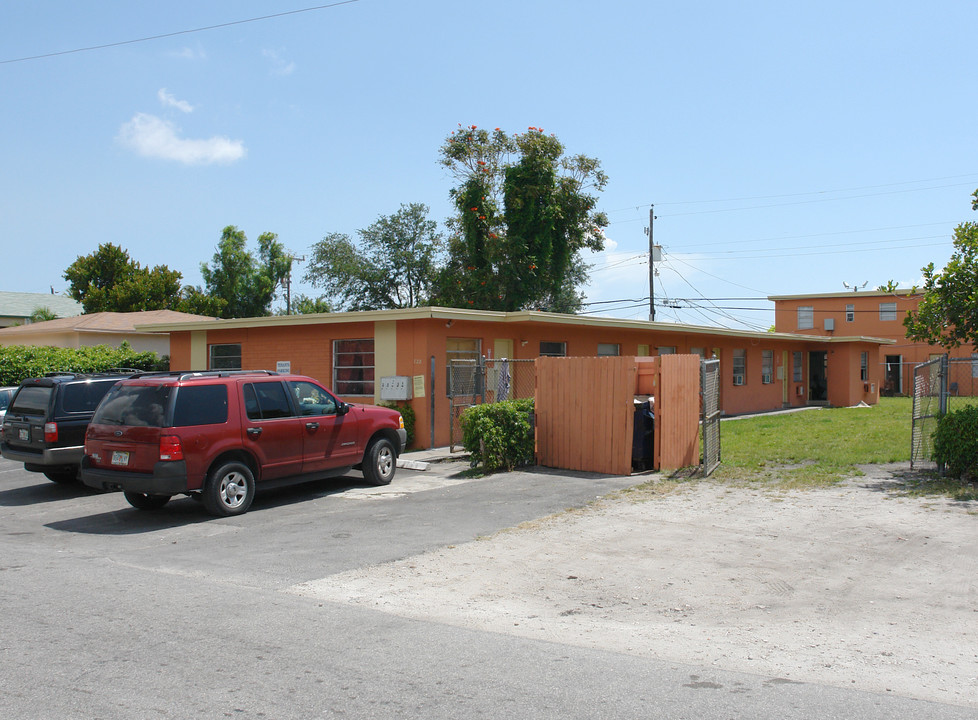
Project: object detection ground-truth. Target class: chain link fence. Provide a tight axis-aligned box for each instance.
[911,355,978,469]
[448,357,536,452]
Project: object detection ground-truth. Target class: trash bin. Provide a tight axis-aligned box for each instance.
[631,398,654,472]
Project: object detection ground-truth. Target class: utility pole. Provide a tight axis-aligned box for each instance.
[648,205,656,321]
[285,255,305,315]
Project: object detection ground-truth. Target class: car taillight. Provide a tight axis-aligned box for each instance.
[159,435,184,461]
[44,422,58,443]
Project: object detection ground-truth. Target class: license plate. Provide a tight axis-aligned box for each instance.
[18,428,28,441]
[111,451,130,466]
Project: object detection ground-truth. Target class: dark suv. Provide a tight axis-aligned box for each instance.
[80,370,407,516]
[1,371,137,483]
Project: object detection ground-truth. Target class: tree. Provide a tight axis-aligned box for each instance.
[200,226,292,318]
[276,294,332,315]
[303,203,444,311]
[434,125,608,313]
[29,307,59,322]
[64,243,221,315]
[904,190,978,349]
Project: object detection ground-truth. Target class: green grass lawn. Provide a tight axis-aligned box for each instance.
[712,397,913,487]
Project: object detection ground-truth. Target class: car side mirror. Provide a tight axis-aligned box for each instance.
[337,402,350,415]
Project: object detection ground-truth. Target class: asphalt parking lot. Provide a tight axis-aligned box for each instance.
[2,455,974,719]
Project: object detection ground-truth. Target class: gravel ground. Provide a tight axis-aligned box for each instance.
[291,463,978,709]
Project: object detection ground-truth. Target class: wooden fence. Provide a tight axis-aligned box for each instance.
[535,355,701,475]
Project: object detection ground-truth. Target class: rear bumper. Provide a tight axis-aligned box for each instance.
[1,442,81,470]
[80,456,191,495]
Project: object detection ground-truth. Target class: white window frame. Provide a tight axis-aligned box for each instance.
[732,349,746,386]
[333,338,375,396]
[879,302,897,321]
[209,343,242,370]
[761,350,773,384]
[860,352,868,382]
[797,306,814,330]
[846,304,855,322]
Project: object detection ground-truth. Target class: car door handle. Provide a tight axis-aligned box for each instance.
[247,427,263,438]
[305,422,320,431]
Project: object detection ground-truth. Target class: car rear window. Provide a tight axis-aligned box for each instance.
[243,382,293,420]
[9,386,52,415]
[94,385,172,427]
[62,380,121,413]
[172,385,228,427]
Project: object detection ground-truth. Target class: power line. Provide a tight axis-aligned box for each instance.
[0,1,360,65]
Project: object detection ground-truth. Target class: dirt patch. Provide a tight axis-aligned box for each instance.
[291,463,978,708]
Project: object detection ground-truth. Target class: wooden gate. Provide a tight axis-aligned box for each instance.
[535,355,701,475]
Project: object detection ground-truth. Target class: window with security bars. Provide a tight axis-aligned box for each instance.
[846,304,855,322]
[333,339,374,396]
[792,351,803,382]
[209,343,241,370]
[761,350,773,384]
[860,352,868,381]
[797,306,814,330]
[879,302,897,321]
[539,341,566,357]
[732,349,746,385]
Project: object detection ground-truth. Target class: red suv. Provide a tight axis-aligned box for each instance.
[80,370,407,516]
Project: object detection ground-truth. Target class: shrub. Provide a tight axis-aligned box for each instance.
[932,406,978,479]
[0,342,161,386]
[380,401,416,447]
[460,398,534,472]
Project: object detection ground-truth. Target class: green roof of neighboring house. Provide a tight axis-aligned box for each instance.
[0,291,83,320]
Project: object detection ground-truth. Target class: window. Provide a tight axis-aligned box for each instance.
[761,350,773,384]
[690,347,705,358]
[846,304,855,322]
[287,380,338,416]
[732,349,746,385]
[333,339,375,396]
[446,338,482,397]
[860,352,868,382]
[539,341,566,357]
[209,343,241,370]
[173,385,228,426]
[797,306,814,330]
[657,346,676,355]
[879,302,897,321]
[792,351,803,383]
[972,354,978,379]
[597,343,620,356]
[243,381,293,420]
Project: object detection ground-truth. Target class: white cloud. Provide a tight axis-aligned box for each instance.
[262,48,295,76]
[158,89,193,113]
[117,113,246,165]
[170,46,207,61]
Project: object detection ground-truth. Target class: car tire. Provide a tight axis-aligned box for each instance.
[203,461,255,517]
[43,469,77,484]
[124,492,171,510]
[362,437,396,486]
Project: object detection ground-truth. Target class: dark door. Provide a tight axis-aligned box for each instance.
[286,380,361,473]
[884,355,902,396]
[241,381,303,480]
[808,351,828,402]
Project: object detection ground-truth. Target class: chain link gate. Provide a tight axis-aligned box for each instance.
[701,358,721,476]
[448,357,537,452]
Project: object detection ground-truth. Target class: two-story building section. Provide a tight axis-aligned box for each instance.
[770,290,974,395]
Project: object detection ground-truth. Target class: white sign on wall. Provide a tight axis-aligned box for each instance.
[276,361,291,374]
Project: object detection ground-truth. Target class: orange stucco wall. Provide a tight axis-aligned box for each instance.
[165,315,886,449]
[773,293,968,394]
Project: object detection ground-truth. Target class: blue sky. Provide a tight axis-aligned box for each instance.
[3,1,976,331]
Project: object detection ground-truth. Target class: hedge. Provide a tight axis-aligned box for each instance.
[0,343,166,386]
[932,405,978,479]
[460,398,535,472]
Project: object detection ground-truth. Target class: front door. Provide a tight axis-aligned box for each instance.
[808,351,828,402]
[884,355,902,396]
[287,380,361,472]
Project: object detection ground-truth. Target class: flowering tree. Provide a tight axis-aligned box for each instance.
[435,125,608,313]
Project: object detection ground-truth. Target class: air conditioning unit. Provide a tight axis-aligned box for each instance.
[796,385,804,397]
[733,375,745,386]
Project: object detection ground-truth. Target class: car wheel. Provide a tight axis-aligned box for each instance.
[124,492,171,510]
[203,461,255,517]
[362,438,396,486]
[43,469,77,484]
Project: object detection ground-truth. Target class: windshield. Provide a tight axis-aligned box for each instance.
[93,385,172,427]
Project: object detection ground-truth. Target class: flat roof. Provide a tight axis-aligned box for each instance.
[769,289,921,301]
[136,306,894,346]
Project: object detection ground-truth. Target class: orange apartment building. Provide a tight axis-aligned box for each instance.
[770,290,971,396]
[142,307,890,449]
